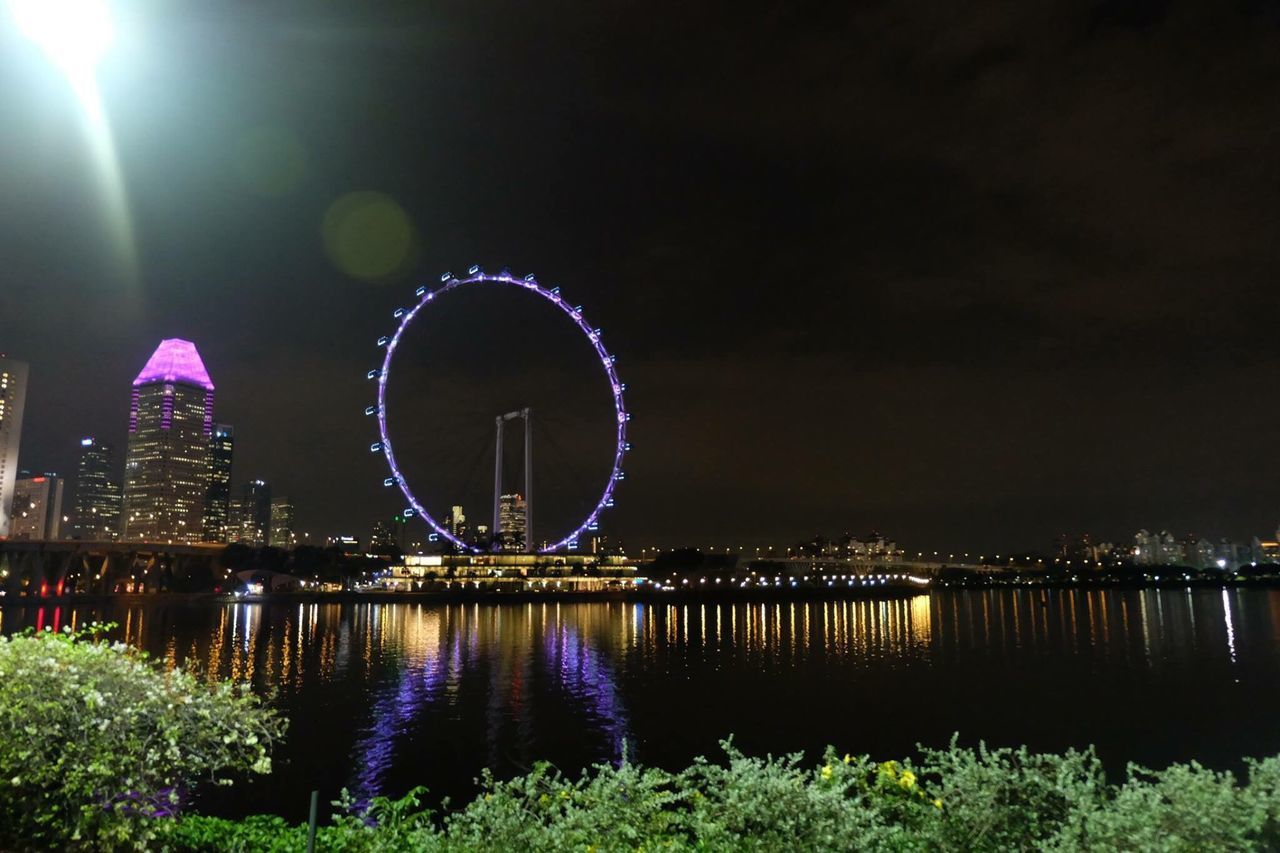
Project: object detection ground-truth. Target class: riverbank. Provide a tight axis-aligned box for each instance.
[5,573,1280,605]
[0,582,930,606]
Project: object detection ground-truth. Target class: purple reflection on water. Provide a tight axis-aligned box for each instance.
[544,619,632,762]
[349,637,448,802]
[347,607,632,802]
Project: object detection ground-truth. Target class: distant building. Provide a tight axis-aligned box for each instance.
[269,496,294,548]
[231,480,271,547]
[371,515,407,554]
[1216,540,1243,570]
[448,505,467,539]
[202,423,234,542]
[1133,529,1187,566]
[73,437,120,540]
[121,339,215,543]
[1185,538,1216,569]
[226,498,244,542]
[1158,531,1184,565]
[371,520,395,552]
[842,531,899,559]
[1133,530,1156,565]
[497,493,526,552]
[589,535,623,555]
[1253,536,1280,564]
[326,534,360,553]
[1088,542,1117,563]
[10,472,65,540]
[0,356,29,538]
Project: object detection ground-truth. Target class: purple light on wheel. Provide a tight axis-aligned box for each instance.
[373,268,629,553]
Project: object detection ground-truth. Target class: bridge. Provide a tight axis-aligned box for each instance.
[0,539,231,597]
[745,556,1007,576]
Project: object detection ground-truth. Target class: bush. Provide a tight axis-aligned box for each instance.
[152,738,1280,852]
[0,624,285,850]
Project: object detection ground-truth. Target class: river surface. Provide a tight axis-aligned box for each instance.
[4,588,1280,820]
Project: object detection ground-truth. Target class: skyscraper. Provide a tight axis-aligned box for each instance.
[121,339,215,543]
[269,496,294,548]
[371,519,397,553]
[202,423,234,542]
[0,356,29,538]
[232,479,271,547]
[497,493,526,552]
[73,437,120,540]
[448,504,467,539]
[10,472,65,540]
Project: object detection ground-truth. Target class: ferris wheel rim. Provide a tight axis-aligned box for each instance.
[372,269,627,554]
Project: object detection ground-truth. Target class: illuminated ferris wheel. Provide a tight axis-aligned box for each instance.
[366,266,629,553]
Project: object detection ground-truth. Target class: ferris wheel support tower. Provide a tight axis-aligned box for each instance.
[492,408,532,552]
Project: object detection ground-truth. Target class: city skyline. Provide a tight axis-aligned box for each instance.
[4,5,1280,550]
[8,335,1280,553]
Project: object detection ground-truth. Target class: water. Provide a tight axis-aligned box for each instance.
[3,588,1280,820]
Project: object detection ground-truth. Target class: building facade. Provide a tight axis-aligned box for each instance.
[73,437,121,540]
[201,423,234,542]
[10,472,65,540]
[497,493,527,552]
[121,340,215,543]
[269,496,294,548]
[448,504,467,539]
[230,479,271,546]
[0,356,29,538]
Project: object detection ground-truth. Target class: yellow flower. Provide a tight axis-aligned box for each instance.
[842,754,852,765]
[898,771,916,789]
[933,798,943,810]
[878,761,898,777]
[560,790,571,800]
[820,764,834,781]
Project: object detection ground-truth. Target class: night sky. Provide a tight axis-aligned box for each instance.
[3,2,1280,552]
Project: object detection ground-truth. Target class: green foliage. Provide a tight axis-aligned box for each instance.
[158,790,441,853]
[1054,761,1260,852]
[915,738,1108,850]
[154,739,1280,852]
[0,624,286,851]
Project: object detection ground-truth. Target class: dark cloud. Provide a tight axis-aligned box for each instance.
[2,1,1278,551]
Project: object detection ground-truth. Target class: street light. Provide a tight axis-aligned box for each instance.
[9,0,114,95]
[8,0,135,281]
